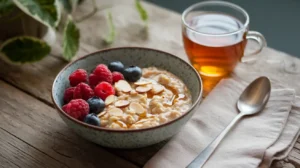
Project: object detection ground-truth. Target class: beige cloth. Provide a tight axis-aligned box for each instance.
[144,78,298,168]
[259,96,300,168]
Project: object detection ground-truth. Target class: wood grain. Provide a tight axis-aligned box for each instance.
[0,56,67,104]
[0,155,20,168]
[0,80,138,168]
[0,128,64,168]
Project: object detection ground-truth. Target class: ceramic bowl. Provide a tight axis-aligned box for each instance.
[52,47,202,149]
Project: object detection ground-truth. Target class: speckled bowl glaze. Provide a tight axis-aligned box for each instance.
[52,47,202,149]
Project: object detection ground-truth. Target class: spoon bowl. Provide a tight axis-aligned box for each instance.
[237,77,271,115]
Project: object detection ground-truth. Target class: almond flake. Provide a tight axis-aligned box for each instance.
[115,120,127,128]
[108,107,123,116]
[135,118,151,124]
[133,114,139,121]
[134,80,152,86]
[115,80,132,92]
[136,84,152,93]
[129,102,145,114]
[105,95,116,105]
[130,89,138,95]
[114,100,130,108]
[151,84,164,94]
[97,111,107,118]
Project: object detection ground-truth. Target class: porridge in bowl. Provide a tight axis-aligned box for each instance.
[62,62,192,130]
[100,67,192,129]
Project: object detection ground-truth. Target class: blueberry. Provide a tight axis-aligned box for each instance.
[108,61,124,73]
[84,113,101,126]
[123,66,142,82]
[87,96,105,114]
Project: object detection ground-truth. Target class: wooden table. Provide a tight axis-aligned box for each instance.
[1,1,300,168]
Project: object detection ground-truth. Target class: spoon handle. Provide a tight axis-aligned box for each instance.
[186,113,244,168]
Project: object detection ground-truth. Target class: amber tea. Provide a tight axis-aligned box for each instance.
[183,13,247,77]
[182,1,266,95]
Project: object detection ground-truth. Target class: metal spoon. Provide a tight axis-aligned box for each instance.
[186,76,271,168]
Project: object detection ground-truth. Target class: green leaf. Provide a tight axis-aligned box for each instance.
[0,36,51,63]
[59,0,78,13]
[12,0,61,28]
[63,17,79,61]
[104,11,115,44]
[135,0,148,22]
[0,0,15,17]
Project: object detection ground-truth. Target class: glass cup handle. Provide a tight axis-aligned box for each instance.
[241,31,267,62]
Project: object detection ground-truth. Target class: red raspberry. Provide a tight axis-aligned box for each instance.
[63,87,75,103]
[73,83,94,100]
[93,64,113,84]
[69,69,88,87]
[89,73,100,88]
[112,72,124,83]
[62,103,71,112]
[94,81,115,100]
[62,99,89,121]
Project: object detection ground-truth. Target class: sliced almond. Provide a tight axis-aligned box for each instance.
[125,115,136,124]
[130,89,138,95]
[105,95,117,105]
[115,120,127,128]
[129,102,145,115]
[100,120,108,126]
[108,107,123,116]
[133,114,139,121]
[114,100,130,108]
[151,84,164,94]
[136,84,152,93]
[109,116,121,122]
[97,111,107,118]
[134,80,152,86]
[124,108,136,115]
[115,80,132,92]
[135,118,151,124]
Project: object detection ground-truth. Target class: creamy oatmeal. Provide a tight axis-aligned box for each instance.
[97,67,192,129]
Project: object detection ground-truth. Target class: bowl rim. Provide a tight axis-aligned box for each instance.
[51,47,203,133]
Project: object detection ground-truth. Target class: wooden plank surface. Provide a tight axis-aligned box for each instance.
[0,128,65,168]
[0,56,66,105]
[0,80,138,168]
[0,0,300,168]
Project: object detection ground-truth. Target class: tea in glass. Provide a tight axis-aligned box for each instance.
[182,1,266,95]
[183,13,247,77]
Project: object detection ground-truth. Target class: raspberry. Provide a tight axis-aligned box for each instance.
[93,64,113,84]
[62,99,89,121]
[69,69,88,87]
[94,82,115,100]
[73,83,94,100]
[63,87,75,103]
[62,103,71,112]
[89,73,100,88]
[112,72,124,83]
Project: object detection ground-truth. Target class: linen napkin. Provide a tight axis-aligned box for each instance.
[259,96,300,168]
[233,74,300,166]
[144,77,296,168]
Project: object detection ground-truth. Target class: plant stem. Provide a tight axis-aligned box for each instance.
[75,0,98,23]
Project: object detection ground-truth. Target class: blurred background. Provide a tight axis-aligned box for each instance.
[147,0,300,57]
